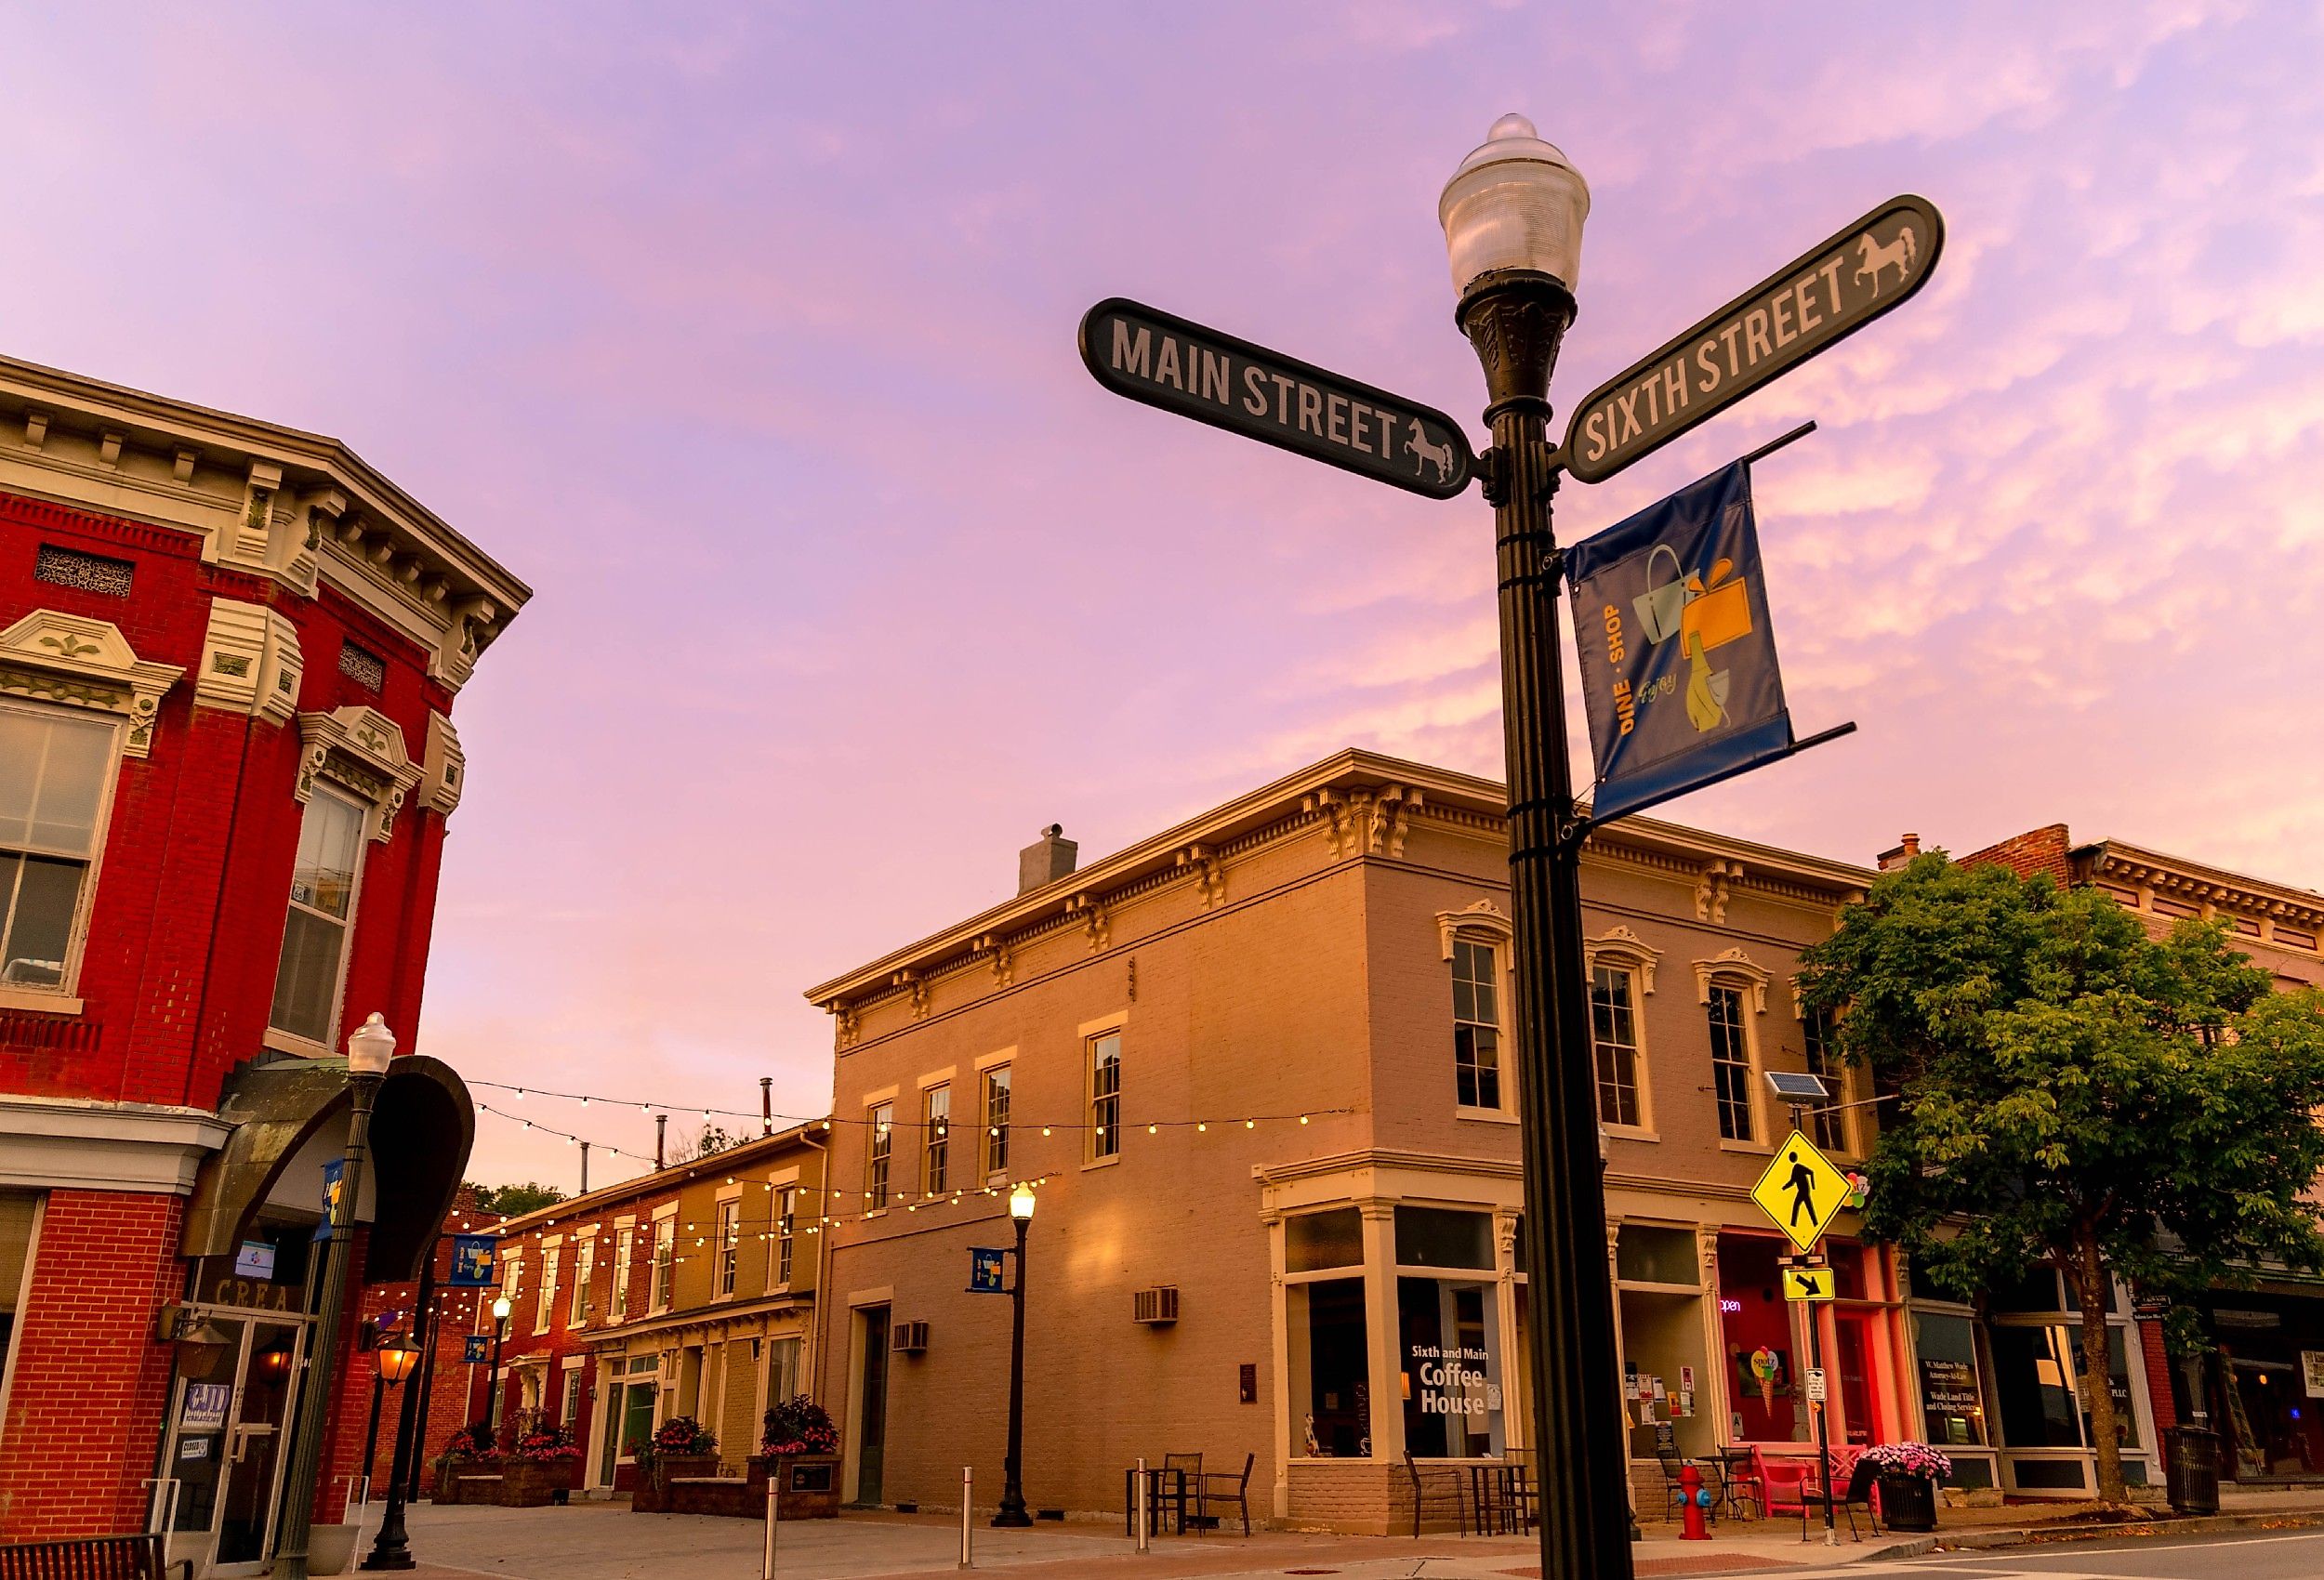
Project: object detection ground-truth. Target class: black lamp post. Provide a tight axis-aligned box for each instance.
[272,1013,399,1580]
[1440,116,1632,1580]
[486,1295,512,1436]
[990,1183,1037,1527]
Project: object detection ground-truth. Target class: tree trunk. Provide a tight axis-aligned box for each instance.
[2071,1226,2128,1507]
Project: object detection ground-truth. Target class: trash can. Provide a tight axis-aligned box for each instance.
[2163,1424,2219,1516]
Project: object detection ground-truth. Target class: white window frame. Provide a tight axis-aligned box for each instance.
[0,700,124,1013]
[921,1083,951,1198]
[714,1193,741,1299]
[866,1101,894,1211]
[1584,926,1662,1139]
[1587,961,1651,1133]
[1448,935,1510,1116]
[770,1184,798,1293]
[1437,902,1518,1123]
[1087,1031,1123,1164]
[536,1239,561,1335]
[609,1222,634,1323]
[263,783,370,1056]
[649,1209,677,1314]
[570,1231,597,1328]
[981,1062,1012,1181]
[559,1358,584,1427]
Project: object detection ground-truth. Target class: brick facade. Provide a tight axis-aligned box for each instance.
[0,353,528,1555]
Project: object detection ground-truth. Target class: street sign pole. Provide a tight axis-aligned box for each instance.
[1459,267,1635,1580]
[1789,1101,1837,1548]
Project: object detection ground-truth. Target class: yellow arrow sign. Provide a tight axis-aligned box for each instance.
[1750,1128,1853,1253]
[1783,1266,1836,1302]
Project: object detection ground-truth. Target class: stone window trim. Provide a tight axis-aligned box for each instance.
[1439,902,1517,1121]
[1692,947,1774,1014]
[1584,925,1663,995]
[0,611,185,759]
[293,705,425,844]
[1697,951,1773,1149]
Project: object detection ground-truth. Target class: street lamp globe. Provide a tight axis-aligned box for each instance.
[1439,112,1590,301]
[492,1294,511,1322]
[347,1012,398,1075]
[377,1334,420,1384]
[1009,1183,1037,1221]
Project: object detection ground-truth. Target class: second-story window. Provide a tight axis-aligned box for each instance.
[867,1101,894,1208]
[715,1201,739,1297]
[650,1217,674,1311]
[1591,965,1642,1127]
[609,1229,633,1322]
[1709,984,1755,1141]
[922,1085,950,1196]
[570,1235,595,1326]
[1089,1032,1122,1160]
[983,1065,1011,1178]
[774,1187,797,1288]
[1451,937,1502,1110]
[268,786,367,1045]
[0,704,116,996]
[535,1246,560,1335]
[1802,1007,1845,1151]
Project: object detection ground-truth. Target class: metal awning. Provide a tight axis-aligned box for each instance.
[179,1053,474,1282]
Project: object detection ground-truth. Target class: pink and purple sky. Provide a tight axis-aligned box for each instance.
[7,4,2319,1189]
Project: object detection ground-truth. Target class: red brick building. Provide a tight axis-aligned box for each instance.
[0,351,528,1569]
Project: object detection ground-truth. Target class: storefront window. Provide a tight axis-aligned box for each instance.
[1915,1310,1987,1447]
[1399,1275,1502,1457]
[1717,1235,1806,1443]
[1991,1325,2081,1448]
[0,1191,37,1401]
[1290,1278,1368,1457]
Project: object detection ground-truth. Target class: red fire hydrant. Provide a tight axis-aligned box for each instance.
[1679,1460,1711,1541]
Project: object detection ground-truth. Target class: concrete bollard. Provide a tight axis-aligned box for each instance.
[959,1466,974,1569]
[762,1464,779,1580]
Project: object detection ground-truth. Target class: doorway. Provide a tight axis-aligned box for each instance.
[852,1307,891,1506]
[159,1317,306,1578]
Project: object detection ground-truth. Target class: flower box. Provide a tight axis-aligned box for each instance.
[631,1455,721,1513]
[429,1457,502,1505]
[747,1454,840,1521]
[499,1456,580,1508]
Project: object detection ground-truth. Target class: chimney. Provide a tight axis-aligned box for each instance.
[1018,824,1077,894]
[1876,832,1922,872]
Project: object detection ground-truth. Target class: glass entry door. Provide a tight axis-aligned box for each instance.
[159,1318,305,1578]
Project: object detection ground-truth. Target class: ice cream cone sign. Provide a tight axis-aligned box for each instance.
[1750,1346,1782,1408]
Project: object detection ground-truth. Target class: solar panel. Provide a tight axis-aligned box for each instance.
[1764,1071,1831,1100]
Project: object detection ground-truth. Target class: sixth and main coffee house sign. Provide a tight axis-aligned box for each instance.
[1079,297,1475,500]
[1562,195,1945,484]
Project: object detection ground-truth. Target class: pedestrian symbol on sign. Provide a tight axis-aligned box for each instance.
[1749,1129,1852,1253]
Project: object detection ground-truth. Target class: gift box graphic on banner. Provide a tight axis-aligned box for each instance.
[1566,460,1799,823]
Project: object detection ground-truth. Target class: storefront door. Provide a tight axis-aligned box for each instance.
[854,1307,891,1506]
[1833,1311,1882,1448]
[159,1318,305,1579]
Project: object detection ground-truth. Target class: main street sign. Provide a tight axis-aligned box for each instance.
[1561,195,1945,484]
[1079,297,1476,499]
[1750,1128,1854,1254]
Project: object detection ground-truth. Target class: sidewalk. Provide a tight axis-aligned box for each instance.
[384,1486,2324,1580]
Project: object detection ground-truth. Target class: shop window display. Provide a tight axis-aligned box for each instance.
[1398,1276,1502,1458]
[1717,1235,1805,1443]
[1290,1278,1369,1457]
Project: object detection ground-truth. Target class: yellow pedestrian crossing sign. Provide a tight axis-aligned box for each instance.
[1750,1128,1852,1253]
[1784,1265,1836,1302]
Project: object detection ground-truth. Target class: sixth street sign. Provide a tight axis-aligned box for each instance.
[1562,194,1945,484]
[1079,297,1475,499]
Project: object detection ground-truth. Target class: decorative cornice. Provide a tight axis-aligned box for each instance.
[1695,859,1743,924]
[0,610,184,757]
[1178,844,1227,910]
[421,712,466,818]
[293,706,424,842]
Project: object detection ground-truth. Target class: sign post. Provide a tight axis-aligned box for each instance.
[1751,1103,1854,1547]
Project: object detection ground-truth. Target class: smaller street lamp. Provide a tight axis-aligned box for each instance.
[486,1296,512,1437]
[992,1185,1037,1527]
[359,1331,420,1526]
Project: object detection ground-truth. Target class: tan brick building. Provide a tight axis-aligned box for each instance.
[802,749,1908,1532]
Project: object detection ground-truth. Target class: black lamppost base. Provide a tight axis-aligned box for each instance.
[989,1508,1032,1528]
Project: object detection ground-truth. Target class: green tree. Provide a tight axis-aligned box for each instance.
[468,1180,565,1218]
[1796,853,2324,1505]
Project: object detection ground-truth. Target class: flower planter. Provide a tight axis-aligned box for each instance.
[431,1459,502,1504]
[632,1455,722,1513]
[747,1454,840,1521]
[1878,1473,1937,1534]
[500,1458,581,1508]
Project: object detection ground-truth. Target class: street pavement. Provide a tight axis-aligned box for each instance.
[383,1496,2324,1580]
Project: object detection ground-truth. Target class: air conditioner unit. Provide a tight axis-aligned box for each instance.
[891,1320,930,1353]
[1132,1285,1179,1325]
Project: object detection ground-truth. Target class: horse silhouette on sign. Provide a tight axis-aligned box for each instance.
[1855,226,1918,297]
[1406,421,1457,484]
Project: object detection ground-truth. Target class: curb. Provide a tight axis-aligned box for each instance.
[1866,1508,2324,1559]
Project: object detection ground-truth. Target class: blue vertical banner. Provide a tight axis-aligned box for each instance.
[968,1247,1008,1293]
[315,1158,347,1242]
[464,1335,490,1363]
[1565,460,1795,823]
[448,1234,498,1287]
